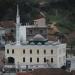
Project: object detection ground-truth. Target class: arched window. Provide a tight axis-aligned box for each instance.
[30,57,32,62]
[30,49,32,54]
[23,49,25,54]
[23,57,25,62]
[51,49,53,54]
[7,49,9,54]
[51,58,53,63]
[37,58,39,63]
[37,49,39,54]
[44,49,46,54]
[12,49,14,54]
[44,58,46,63]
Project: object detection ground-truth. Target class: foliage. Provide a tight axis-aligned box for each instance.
[0,0,75,33]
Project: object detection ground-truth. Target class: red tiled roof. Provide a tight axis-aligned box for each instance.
[16,72,32,75]
[68,31,75,39]
[71,70,75,75]
[0,20,16,28]
[16,68,71,75]
[35,14,44,20]
[32,68,71,75]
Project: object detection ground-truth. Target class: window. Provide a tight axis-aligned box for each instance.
[37,58,39,63]
[11,29,14,33]
[30,30,32,34]
[44,58,46,63]
[51,58,53,63]
[12,49,14,54]
[30,49,32,54]
[7,49,9,54]
[23,57,25,62]
[23,49,25,54]
[37,50,39,54]
[40,30,43,34]
[34,21,38,26]
[44,49,46,54]
[51,50,53,54]
[30,57,32,62]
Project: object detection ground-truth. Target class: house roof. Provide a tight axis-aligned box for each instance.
[32,68,71,75]
[34,13,45,20]
[0,20,15,28]
[16,68,71,75]
[29,34,48,45]
[33,34,46,41]
[16,72,32,75]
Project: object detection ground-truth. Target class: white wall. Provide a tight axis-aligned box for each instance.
[19,26,26,43]
[5,43,66,68]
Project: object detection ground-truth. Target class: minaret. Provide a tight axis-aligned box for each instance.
[16,4,20,45]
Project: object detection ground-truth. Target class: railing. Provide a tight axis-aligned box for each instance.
[4,63,57,70]
[4,63,16,68]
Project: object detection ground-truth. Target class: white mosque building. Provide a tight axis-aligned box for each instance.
[5,5,66,71]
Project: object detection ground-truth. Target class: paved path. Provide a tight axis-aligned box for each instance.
[4,73,16,75]
[0,72,16,75]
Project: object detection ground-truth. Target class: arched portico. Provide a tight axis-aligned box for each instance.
[8,57,15,64]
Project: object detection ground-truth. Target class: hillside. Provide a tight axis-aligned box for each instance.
[0,0,75,46]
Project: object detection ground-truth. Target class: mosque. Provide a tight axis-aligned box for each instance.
[5,5,66,71]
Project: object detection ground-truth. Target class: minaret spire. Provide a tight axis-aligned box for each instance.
[16,4,20,45]
[16,4,20,24]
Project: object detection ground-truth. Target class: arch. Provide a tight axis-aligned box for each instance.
[8,57,15,64]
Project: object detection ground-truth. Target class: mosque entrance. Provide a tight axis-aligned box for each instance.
[8,57,15,64]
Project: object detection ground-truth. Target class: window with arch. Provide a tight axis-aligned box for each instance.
[51,58,53,63]
[29,30,32,34]
[37,49,39,54]
[44,49,46,54]
[44,57,46,63]
[40,30,43,34]
[12,49,14,54]
[23,57,25,62]
[30,49,32,54]
[30,57,32,62]
[37,58,39,63]
[23,49,25,54]
[7,49,9,54]
[51,49,53,54]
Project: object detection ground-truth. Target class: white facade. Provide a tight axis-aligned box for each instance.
[19,26,26,43]
[5,42,66,69]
